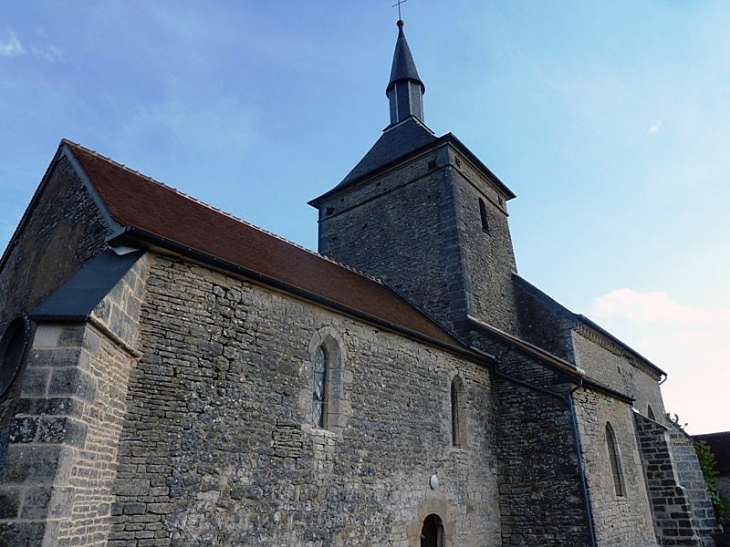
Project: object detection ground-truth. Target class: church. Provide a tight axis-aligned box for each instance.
[0,19,720,547]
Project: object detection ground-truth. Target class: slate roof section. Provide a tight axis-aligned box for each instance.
[694,432,730,475]
[387,20,424,94]
[61,140,461,348]
[323,117,437,192]
[31,249,144,321]
[513,275,666,377]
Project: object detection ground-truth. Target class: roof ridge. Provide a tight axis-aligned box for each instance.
[61,139,386,287]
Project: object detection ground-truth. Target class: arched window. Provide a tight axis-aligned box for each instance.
[0,318,30,397]
[478,198,490,233]
[451,376,464,447]
[606,422,625,497]
[312,345,328,428]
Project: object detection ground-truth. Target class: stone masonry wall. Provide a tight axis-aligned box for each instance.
[574,389,658,546]
[449,150,518,335]
[468,329,593,546]
[512,278,576,363]
[0,253,147,546]
[317,143,519,339]
[0,155,110,330]
[572,328,666,426]
[669,426,719,546]
[318,145,469,336]
[635,413,703,547]
[0,155,110,466]
[108,255,500,546]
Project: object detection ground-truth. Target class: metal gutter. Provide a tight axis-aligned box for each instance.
[106,226,491,364]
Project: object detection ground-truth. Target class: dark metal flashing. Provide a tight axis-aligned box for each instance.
[467,315,634,404]
[30,249,143,321]
[108,226,491,365]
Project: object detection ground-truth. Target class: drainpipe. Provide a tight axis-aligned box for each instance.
[566,379,598,547]
[478,351,599,547]
[378,283,598,546]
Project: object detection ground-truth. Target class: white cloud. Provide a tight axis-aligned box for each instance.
[0,31,25,57]
[649,119,662,134]
[31,44,64,63]
[590,288,730,434]
[593,288,720,327]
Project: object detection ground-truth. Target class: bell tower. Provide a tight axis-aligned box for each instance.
[310,20,519,337]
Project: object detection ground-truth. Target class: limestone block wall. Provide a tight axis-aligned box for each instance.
[0,155,110,464]
[668,427,719,545]
[449,153,518,335]
[0,254,147,546]
[635,413,703,547]
[573,390,658,546]
[572,326,665,422]
[317,146,469,336]
[468,331,593,546]
[0,155,110,329]
[108,255,500,546]
[317,143,519,339]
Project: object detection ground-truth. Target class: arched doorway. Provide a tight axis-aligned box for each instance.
[420,513,445,547]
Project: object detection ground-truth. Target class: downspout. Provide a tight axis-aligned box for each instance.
[474,348,598,547]
[379,282,599,546]
[566,379,598,547]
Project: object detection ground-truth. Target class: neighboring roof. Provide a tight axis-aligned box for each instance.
[60,140,462,349]
[31,250,143,321]
[694,432,730,475]
[514,275,666,377]
[387,20,424,94]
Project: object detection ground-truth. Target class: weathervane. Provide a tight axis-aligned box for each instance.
[392,0,407,20]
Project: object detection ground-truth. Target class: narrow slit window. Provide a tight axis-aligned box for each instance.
[606,423,625,496]
[312,346,327,428]
[451,376,463,447]
[478,198,490,233]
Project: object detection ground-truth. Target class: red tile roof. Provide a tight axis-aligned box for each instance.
[63,140,461,348]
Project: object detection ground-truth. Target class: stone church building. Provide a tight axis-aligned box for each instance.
[0,20,719,547]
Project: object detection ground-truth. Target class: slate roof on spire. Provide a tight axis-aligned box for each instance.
[328,117,437,191]
[387,20,424,94]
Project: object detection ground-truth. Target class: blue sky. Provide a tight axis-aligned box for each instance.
[1,1,728,434]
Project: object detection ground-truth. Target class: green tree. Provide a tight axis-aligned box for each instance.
[695,440,726,521]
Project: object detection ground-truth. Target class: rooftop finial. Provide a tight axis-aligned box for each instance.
[392,0,407,22]
[386,12,425,125]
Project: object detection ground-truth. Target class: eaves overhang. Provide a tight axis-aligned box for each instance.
[309,131,516,208]
[467,315,634,404]
[107,226,492,365]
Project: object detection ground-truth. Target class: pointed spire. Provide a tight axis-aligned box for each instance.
[386,20,425,125]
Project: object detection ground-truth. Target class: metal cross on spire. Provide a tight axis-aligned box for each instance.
[392,0,407,21]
